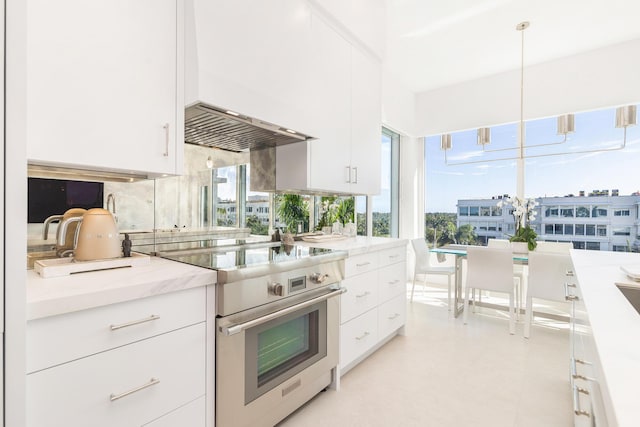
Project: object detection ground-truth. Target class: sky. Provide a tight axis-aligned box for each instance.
[425,106,640,212]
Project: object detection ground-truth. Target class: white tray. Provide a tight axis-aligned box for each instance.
[301,234,348,243]
[34,252,151,278]
[620,265,640,282]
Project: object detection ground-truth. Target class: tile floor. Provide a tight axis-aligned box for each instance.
[279,283,573,427]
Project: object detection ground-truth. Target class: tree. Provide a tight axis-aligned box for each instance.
[246,215,268,235]
[276,194,309,233]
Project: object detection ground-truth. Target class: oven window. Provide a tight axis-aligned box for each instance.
[245,300,328,404]
[257,311,318,386]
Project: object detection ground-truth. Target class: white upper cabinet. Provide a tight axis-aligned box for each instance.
[349,46,381,195]
[26,0,183,177]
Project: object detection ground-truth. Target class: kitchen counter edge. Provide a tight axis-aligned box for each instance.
[26,256,216,321]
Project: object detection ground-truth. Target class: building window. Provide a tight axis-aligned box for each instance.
[469,206,479,216]
[597,225,607,237]
[586,224,596,236]
[592,206,607,217]
[554,224,563,235]
[613,245,629,252]
[576,206,590,218]
[459,206,469,216]
[614,209,630,216]
[560,207,574,217]
[545,224,554,234]
[586,242,601,250]
[613,227,631,236]
[545,207,559,217]
[564,224,574,235]
[575,224,585,235]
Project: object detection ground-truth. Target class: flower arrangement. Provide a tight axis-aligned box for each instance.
[497,196,538,251]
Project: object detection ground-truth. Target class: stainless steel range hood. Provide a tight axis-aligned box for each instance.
[185,102,312,152]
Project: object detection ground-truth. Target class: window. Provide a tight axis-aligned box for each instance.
[459,206,469,216]
[586,242,601,250]
[592,206,607,217]
[480,206,491,216]
[576,206,590,218]
[613,227,630,236]
[613,245,629,252]
[560,207,574,217]
[371,128,399,237]
[614,209,630,216]
[554,224,563,235]
[469,207,479,216]
[564,224,574,235]
[597,225,607,237]
[574,241,585,249]
[545,224,554,234]
[575,224,585,235]
[545,207,559,217]
[586,225,595,236]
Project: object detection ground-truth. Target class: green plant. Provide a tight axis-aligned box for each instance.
[315,197,355,230]
[276,194,309,233]
[497,196,538,250]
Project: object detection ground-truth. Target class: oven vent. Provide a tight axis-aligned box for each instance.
[185,103,312,152]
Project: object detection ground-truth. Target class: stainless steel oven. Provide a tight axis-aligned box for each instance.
[215,254,345,427]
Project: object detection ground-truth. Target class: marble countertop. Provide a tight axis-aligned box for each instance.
[571,250,640,426]
[26,256,216,321]
[294,236,408,255]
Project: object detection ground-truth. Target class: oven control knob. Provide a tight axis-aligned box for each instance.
[268,282,284,296]
[310,273,329,284]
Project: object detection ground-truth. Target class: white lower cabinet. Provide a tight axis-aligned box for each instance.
[339,244,407,373]
[26,288,207,427]
[143,396,206,427]
[570,282,609,426]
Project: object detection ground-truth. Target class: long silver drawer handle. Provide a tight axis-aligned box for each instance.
[355,291,371,298]
[110,378,160,402]
[355,331,370,341]
[388,313,400,320]
[220,287,346,336]
[110,314,160,331]
[356,262,371,267]
[572,384,591,417]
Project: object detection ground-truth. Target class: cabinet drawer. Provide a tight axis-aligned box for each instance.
[27,323,206,427]
[378,262,407,303]
[340,308,378,370]
[341,270,378,324]
[345,252,378,277]
[378,246,406,267]
[27,287,206,373]
[143,396,206,427]
[378,294,406,339]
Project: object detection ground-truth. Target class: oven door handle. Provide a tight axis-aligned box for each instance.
[219,286,346,336]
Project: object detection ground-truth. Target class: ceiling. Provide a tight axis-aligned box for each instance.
[384,0,640,93]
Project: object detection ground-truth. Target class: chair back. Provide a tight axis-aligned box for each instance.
[487,239,511,249]
[466,246,514,293]
[527,251,573,302]
[411,238,431,272]
[536,241,572,254]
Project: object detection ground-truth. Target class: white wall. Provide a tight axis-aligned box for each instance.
[415,38,640,136]
[382,69,417,137]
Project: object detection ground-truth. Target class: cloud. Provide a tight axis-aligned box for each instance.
[432,170,465,176]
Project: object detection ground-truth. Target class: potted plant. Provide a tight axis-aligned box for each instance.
[497,196,538,251]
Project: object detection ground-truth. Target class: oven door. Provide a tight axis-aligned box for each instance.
[216,286,342,427]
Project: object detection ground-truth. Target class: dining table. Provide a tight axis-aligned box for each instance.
[431,244,529,318]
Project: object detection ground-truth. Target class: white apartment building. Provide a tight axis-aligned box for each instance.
[458,192,640,251]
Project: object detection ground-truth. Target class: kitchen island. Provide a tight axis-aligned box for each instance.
[571,250,640,426]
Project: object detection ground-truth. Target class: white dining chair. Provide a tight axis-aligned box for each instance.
[410,238,456,310]
[487,239,526,318]
[464,246,516,334]
[535,241,572,254]
[524,251,574,338]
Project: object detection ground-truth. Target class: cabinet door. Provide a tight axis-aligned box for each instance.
[26,0,181,176]
[340,308,378,370]
[143,396,205,427]
[27,323,205,427]
[307,13,352,193]
[350,46,381,195]
[341,270,378,324]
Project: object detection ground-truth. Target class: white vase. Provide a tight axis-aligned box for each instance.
[511,241,529,254]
